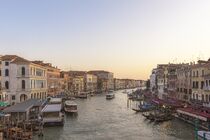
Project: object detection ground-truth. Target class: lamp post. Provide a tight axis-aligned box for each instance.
[194,118,198,140]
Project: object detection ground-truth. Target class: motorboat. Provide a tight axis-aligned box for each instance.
[64,100,78,114]
[41,104,64,126]
[106,93,115,100]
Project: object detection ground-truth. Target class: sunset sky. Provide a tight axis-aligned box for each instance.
[1,0,210,80]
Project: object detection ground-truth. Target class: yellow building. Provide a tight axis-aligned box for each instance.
[191,60,210,102]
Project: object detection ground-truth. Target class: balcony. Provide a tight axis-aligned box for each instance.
[203,86,210,91]
[16,74,29,78]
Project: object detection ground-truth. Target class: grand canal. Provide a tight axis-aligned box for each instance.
[35,90,195,140]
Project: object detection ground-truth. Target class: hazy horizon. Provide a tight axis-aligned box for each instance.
[1,0,210,80]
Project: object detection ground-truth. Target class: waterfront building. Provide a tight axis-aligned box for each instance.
[114,79,143,90]
[135,80,143,87]
[0,55,47,105]
[84,74,97,93]
[71,76,85,95]
[60,71,69,91]
[32,61,62,97]
[191,60,210,104]
[156,68,165,99]
[88,70,114,92]
[114,79,126,90]
[167,64,182,98]
[0,56,5,102]
[67,71,100,94]
[176,64,192,101]
[203,72,210,107]
[150,68,157,92]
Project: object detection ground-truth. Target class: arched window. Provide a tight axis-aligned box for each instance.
[5,69,9,76]
[22,67,25,76]
[22,80,25,89]
[5,81,9,89]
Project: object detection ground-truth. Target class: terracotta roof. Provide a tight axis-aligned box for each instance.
[88,70,111,74]
[11,56,30,64]
[32,61,60,70]
[1,55,18,61]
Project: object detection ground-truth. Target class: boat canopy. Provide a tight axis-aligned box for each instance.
[3,99,43,113]
[177,107,210,122]
[198,131,210,140]
[42,104,62,113]
[49,98,62,104]
[65,101,77,106]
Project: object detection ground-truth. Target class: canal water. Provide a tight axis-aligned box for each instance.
[35,90,194,140]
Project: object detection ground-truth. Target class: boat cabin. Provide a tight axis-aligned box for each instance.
[41,104,64,126]
[64,101,78,113]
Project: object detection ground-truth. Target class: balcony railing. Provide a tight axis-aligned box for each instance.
[203,86,210,91]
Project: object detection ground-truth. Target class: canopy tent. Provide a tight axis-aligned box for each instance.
[0,102,9,107]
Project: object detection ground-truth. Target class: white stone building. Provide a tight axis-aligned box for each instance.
[0,55,47,105]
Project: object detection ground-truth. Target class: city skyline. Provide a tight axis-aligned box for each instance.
[1,0,210,80]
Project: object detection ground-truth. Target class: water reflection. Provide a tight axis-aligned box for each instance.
[34,90,194,140]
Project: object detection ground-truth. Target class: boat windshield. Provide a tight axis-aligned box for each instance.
[66,105,77,110]
[43,112,59,118]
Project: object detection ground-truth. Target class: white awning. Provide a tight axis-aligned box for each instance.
[177,109,207,122]
[198,131,210,140]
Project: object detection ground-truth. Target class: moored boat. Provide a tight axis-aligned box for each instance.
[41,104,64,126]
[154,113,173,123]
[106,93,115,100]
[139,103,155,112]
[78,92,88,99]
[127,93,133,100]
[176,106,210,130]
[64,100,78,114]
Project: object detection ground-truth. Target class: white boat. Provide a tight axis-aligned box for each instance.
[78,92,88,99]
[198,131,210,140]
[41,104,64,126]
[127,92,133,99]
[49,98,62,104]
[132,102,141,112]
[122,89,127,94]
[64,100,78,114]
[106,93,115,100]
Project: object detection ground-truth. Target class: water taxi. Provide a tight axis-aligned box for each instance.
[78,92,88,99]
[106,93,115,100]
[41,104,64,126]
[49,98,62,104]
[64,100,78,114]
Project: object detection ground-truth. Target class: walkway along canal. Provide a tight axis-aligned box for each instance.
[34,90,194,140]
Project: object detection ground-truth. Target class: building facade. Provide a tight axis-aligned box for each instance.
[191,60,210,103]
[150,69,157,92]
[0,55,47,104]
[33,61,61,97]
[84,74,97,93]
[88,71,114,92]
[176,64,192,101]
